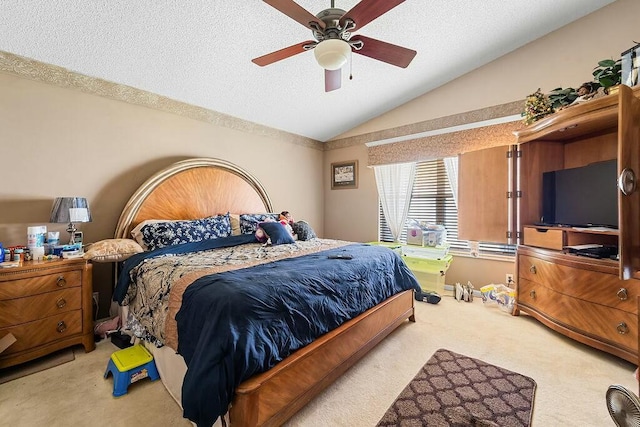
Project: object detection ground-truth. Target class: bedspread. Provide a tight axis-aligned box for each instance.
[115,235,349,345]
[176,243,421,427]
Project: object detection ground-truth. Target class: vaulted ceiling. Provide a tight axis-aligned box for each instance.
[0,1,616,141]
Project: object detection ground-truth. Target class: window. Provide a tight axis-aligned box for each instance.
[378,158,515,256]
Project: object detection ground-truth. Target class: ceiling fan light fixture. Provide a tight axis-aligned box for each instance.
[313,39,350,70]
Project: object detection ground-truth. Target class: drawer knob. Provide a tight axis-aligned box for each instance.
[56,321,67,333]
[56,275,67,287]
[529,265,537,274]
[617,288,629,301]
[616,322,629,335]
[56,298,67,309]
[529,290,536,299]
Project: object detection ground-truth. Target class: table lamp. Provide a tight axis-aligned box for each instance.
[50,197,92,245]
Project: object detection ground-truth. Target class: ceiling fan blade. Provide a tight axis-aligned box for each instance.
[325,69,341,92]
[350,35,416,68]
[252,41,315,66]
[263,0,325,31]
[340,0,405,31]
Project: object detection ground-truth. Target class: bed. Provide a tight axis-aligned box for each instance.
[110,157,419,427]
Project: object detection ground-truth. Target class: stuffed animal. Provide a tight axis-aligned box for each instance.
[279,211,295,237]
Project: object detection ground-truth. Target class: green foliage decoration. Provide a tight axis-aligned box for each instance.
[592,58,622,90]
[548,87,579,110]
[521,55,624,126]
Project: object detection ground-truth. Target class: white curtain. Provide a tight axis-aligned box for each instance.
[374,162,417,242]
[444,156,459,209]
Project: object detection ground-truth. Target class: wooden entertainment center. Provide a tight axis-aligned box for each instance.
[513,85,640,363]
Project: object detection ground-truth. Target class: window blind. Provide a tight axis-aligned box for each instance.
[379,159,515,256]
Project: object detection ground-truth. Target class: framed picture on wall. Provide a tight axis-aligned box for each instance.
[331,160,358,190]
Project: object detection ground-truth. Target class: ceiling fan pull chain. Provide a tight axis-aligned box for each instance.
[349,50,353,81]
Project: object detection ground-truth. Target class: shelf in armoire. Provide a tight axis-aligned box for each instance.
[514,85,640,144]
[568,226,618,236]
[527,224,618,236]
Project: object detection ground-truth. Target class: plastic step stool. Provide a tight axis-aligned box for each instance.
[104,344,159,397]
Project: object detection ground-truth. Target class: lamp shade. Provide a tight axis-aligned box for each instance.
[314,39,351,70]
[50,197,92,224]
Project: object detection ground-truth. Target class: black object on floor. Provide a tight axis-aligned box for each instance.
[417,291,441,304]
[110,331,134,349]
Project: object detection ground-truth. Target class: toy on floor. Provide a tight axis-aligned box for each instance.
[104,344,159,397]
[94,316,121,339]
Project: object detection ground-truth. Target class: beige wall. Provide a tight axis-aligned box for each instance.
[337,0,640,139]
[445,256,514,290]
[0,71,324,313]
[323,0,639,285]
[322,144,377,242]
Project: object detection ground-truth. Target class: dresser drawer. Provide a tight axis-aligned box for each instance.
[523,227,565,250]
[0,270,82,300]
[518,255,640,313]
[0,288,82,327]
[518,278,637,352]
[0,310,83,355]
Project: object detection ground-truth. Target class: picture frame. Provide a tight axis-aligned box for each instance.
[331,160,358,190]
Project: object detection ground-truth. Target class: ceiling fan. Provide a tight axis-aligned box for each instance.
[252,0,417,92]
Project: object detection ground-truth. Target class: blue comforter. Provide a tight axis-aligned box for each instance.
[117,239,420,427]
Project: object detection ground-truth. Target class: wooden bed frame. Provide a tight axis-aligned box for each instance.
[114,157,416,427]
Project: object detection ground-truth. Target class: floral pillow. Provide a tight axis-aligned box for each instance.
[240,213,279,234]
[131,219,168,250]
[136,213,232,251]
[292,220,317,241]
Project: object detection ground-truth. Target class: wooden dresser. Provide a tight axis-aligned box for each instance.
[509,85,640,363]
[0,258,95,368]
[517,246,639,363]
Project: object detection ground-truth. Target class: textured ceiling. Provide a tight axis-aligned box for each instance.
[0,1,616,141]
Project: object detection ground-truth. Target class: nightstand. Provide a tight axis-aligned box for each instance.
[0,258,95,368]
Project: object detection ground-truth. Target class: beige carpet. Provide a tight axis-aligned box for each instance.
[376,348,536,426]
[0,295,636,427]
[0,348,75,385]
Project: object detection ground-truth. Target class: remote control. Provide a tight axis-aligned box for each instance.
[328,254,353,260]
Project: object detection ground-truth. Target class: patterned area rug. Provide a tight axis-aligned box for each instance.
[377,349,536,427]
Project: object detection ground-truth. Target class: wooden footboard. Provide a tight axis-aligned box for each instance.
[230,289,416,427]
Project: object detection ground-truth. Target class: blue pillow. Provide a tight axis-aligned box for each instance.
[259,221,295,245]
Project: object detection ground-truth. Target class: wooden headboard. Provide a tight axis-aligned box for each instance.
[114,158,273,239]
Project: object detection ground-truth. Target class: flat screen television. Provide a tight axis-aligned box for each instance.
[541,159,618,228]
